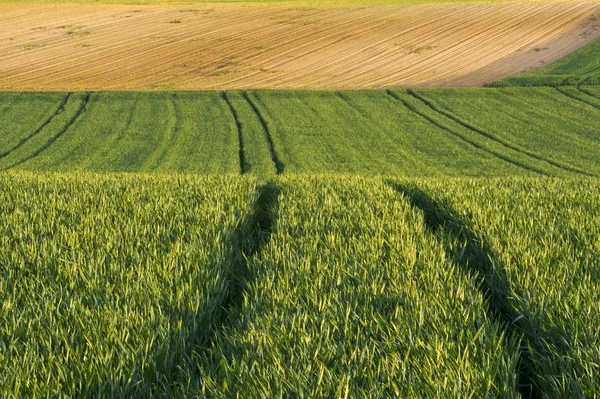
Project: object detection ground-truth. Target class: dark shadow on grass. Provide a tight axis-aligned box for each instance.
[389,182,540,399]
[220,183,280,317]
[75,183,281,396]
[180,183,281,392]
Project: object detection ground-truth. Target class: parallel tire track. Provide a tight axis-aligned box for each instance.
[242,92,284,175]
[4,93,90,170]
[406,90,595,177]
[222,91,248,175]
[0,92,71,159]
[579,86,600,101]
[555,86,600,110]
[386,90,549,176]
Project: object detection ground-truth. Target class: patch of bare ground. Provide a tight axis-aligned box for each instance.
[0,1,598,90]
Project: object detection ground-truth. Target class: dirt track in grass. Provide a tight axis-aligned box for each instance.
[0,1,599,90]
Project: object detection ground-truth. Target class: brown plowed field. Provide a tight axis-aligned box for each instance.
[0,1,599,90]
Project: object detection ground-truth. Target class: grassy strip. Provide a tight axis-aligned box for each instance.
[0,173,257,397]
[197,176,520,397]
[417,177,600,397]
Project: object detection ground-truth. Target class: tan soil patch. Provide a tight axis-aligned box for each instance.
[0,1,598,90]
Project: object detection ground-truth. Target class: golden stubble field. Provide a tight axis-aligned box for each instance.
[0,1,599,90]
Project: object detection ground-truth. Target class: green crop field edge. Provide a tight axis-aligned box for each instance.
[490,37,600,87]
[1,88,599,177]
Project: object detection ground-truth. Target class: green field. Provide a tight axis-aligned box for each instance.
[1,174,598,397]
[1,27,600,399]
[0,173,259,396]
[1,88,598,177]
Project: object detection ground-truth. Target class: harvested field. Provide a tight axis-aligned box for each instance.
[0,2,598,90]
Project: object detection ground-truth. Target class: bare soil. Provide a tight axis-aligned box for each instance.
[0,1,598,90]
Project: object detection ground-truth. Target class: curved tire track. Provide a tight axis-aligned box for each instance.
[4,93,90,170]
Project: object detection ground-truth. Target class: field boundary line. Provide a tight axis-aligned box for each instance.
[555,86,600,111]
[389,182,543,398]
[0,93,71,159]
[406,89,595,177]
[386,90,549,176]
[4,93,90,170]
[242,91,284,175]
[222,91,249,175]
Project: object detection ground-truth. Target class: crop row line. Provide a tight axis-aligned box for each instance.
[222,92,249,175]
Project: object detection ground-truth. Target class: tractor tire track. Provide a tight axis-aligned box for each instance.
[222,91,249,175]
[4,93,90,170]
[555,86,600,110]
[242,91,284,175]
[386,90,549,176]
[406,89,595,177]
[198,183,280,383]
[141,95,179,172]
[579,86,600,101]
[389,183,542,398]
[0,93,71,159]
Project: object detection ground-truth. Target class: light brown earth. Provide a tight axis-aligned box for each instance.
[0,1,599,90]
